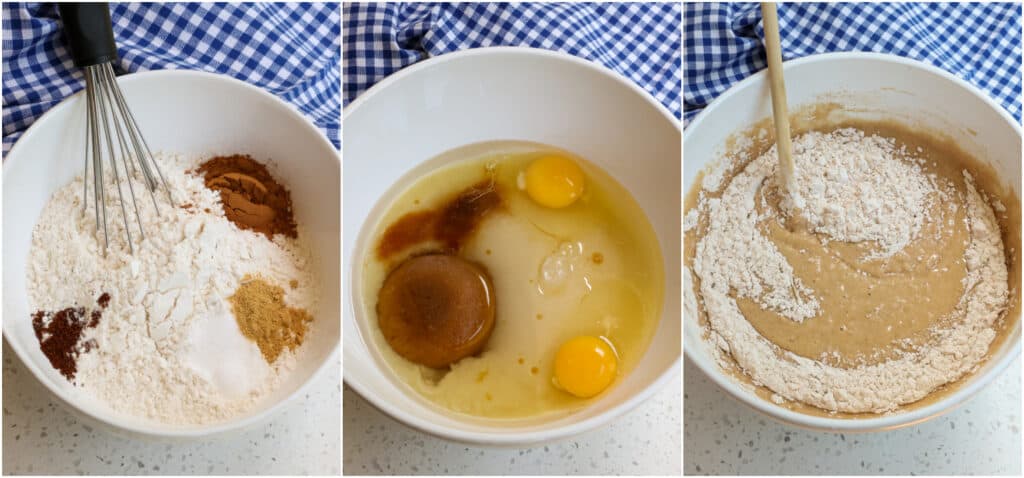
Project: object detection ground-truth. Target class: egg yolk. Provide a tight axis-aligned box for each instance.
[553,335,618,398]
[524,155,585,208]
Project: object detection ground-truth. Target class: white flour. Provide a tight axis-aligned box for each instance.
[26,152,319,425]
[693,151,820,323]
[779,129,937,260]
[690,129,1008,413]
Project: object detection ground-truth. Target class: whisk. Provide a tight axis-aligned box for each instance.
[59,3,172,255]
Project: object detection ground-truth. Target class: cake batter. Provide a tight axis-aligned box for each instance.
[685,113,1020,415]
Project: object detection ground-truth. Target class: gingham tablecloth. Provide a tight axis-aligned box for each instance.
[1,2,340,154]
[684,2,1023,125]
[343,2,682,119]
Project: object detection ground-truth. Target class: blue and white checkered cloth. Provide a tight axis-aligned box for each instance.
[685,2,1023,125]
[343,2,682,120]
[2,2,340,154]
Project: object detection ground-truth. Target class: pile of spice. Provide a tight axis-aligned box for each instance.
[31,293,110,380]
[230,274,313,364]
[195,154,297,239]
[26,152,319,425]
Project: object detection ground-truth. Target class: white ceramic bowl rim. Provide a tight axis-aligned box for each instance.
[684,51,1023,432]
[343,46,682,445]
[2,69,340,439]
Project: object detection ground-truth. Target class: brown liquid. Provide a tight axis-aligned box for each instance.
[376,180,502,260]
[684,106,1022,417]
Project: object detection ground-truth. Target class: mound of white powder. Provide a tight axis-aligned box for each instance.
[780,128,937,260]
[26,152,319,425]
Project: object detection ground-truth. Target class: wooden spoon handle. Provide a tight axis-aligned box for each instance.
[761,2,796,194]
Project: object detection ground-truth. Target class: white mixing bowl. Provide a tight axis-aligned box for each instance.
[684,52,1022,431]
[2,70,340,438]
[343,47,681,446]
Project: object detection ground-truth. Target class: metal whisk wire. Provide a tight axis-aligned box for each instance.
[63,3,173,255]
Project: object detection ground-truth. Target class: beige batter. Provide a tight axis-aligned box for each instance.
[741,150,969,368]
[684,108,1021,416]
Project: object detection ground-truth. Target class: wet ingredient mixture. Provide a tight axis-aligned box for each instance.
[685,123,1018,414]
[361,143,665,419]
[27,152,319,425]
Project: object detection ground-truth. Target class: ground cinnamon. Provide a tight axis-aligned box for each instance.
[32,292,110,380]
[229,275,312,364]
[196,155,297,239]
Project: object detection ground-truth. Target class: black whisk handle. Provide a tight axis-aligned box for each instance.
[58,3,118,67]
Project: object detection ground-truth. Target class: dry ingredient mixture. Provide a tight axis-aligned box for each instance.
[687,126,1012,414]
[27,152,318,425]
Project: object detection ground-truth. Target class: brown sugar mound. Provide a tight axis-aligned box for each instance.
[376,254,496,368]
[196,155,298,239]
[229,275,313,364]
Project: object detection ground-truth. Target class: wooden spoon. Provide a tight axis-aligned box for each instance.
[760,2,796,198]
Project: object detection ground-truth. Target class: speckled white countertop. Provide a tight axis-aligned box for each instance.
[684,356,1022,475]
[2,341,340,475]
[343,376,681,475]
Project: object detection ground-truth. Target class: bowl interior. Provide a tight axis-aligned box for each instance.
[343,48,681,444]
[683,52,1022,431]
[2,70,340,437]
